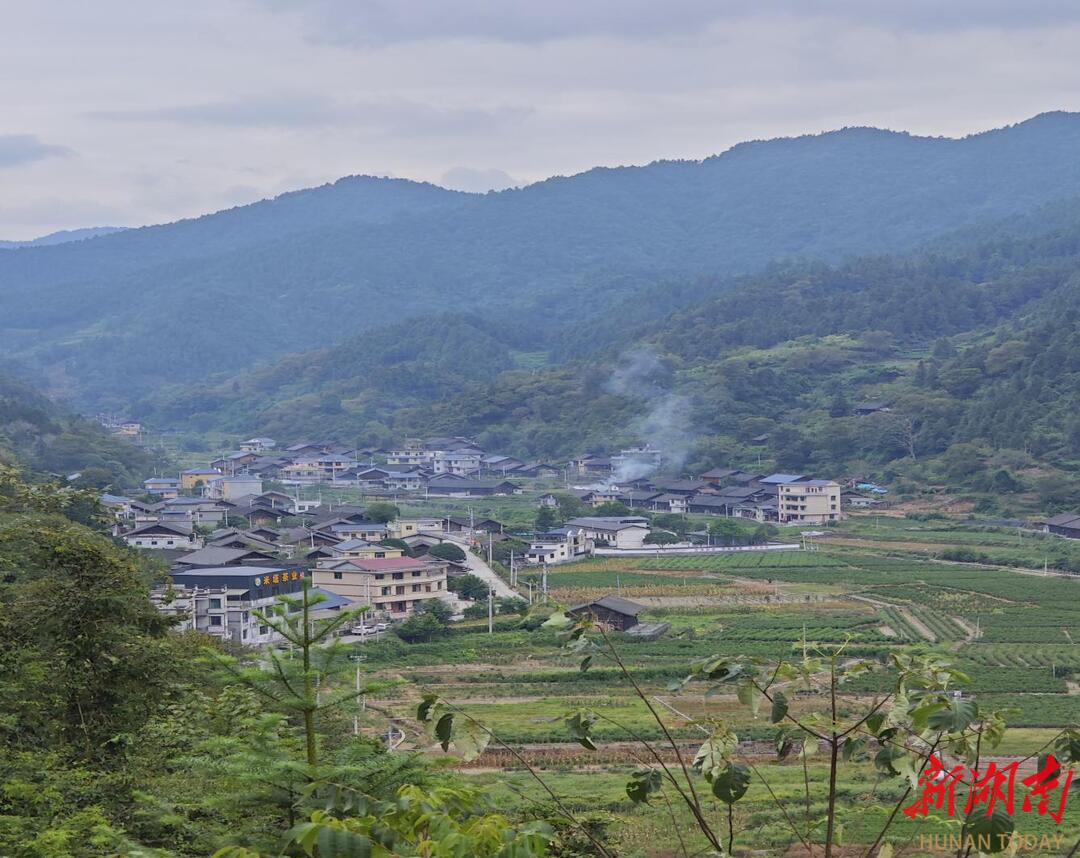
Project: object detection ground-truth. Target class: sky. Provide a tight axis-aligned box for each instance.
[3,1,1080,239]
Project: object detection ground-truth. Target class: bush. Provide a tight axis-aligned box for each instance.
[429,543,467,564]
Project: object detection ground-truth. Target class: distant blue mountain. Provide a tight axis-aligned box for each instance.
[0,226,128,249]
[4,112,1080,407]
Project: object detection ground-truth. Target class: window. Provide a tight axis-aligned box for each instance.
[381,586,391,596]
[210,616,222,626]
[150,540,158,546]
[259,625,268,635]
[209,598,222,609]
[412,584,420,592]
[333,571,343,580]
[412,571,421,577]
[396,586,405,595]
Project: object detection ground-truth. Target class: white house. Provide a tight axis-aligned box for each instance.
[565,516,651,549]
[208,475,264,500]
[526,526,592,565]
[122,522,202,550]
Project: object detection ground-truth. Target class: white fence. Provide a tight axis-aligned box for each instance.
[594,542,802,556]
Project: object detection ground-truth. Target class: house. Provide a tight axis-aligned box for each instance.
[616,489,663,509]
[207,475,264,500]
[513,462,560,478]
[100,493,135,519]
[537,492,560,508]
[350,467,425,491]
[526,526,592,565]
[320,521,390,542]
[841,491,883,509]
[173,545,277,568]
[854,400,892,416]
[567,595,645,632]
[432,449,484,476]
[160,566,308,644]
[386,518,443,539]
[482,455,525,475]
[143,477,180,498]
[284,442,329,457]
[441,515,504,533]
[1044,512,1080,539]
[330,539,404,560]
[239,437,276,452]
[210,451,261,473]
[385,439,427,466]
[649,493,688,514]
[425,478,519,497]
[181,468,222,492]
[573,455,613,477]
[161,496,229,526]
[611,446,663,476]
[312,556,448,616]
[700,467,740,486]
[777,480,843,525]
[565,516,651,549]
[123,521,201,550]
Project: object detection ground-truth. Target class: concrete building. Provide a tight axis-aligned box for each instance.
[312,556,448,617]
[160,566,310,645]
[207,475,264,500]
[180,468,222,492]
[564,516,651,549]
[143,477,181,499]
[777,480,842,525]
[122,521,202,550]
[526,526,592,565]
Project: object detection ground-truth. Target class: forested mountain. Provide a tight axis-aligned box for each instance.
[0,374,154,490]
[144,198,1080,506]
[6,112,1080,408]
[0,226,127,249]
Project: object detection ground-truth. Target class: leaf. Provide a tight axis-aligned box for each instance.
[711,763,751,804]
[542,612,571,629]
[452,721,491,762]
[842,736,867,762]
[693,729,738,779]
[1054,727,1080,764]
[926,697,978,734]
[865,712,886,736]
[800,736,818,758]
[579,654,593,672]
[876,844,893,858]
[960,806,1015,854]
[626,767,663,803]
[737,680,761,718]
[776,730,795,760]
[416,694,438,723]
[566,710,598,751]
[316,827,373,858]
[770,691,788,724]
[874,746,903,777]
[435,713,454,751]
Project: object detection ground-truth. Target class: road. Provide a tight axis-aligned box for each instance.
[464,549,517,599]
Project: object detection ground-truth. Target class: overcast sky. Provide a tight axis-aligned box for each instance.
[3,1,1080,238]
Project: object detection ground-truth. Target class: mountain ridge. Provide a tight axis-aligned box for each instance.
[5,112,1080,409]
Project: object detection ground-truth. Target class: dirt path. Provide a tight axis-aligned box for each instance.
[848,594,936,642]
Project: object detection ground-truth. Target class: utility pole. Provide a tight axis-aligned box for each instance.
[487,587,494,634]
[488,530,493,566]
[542,562,548,603]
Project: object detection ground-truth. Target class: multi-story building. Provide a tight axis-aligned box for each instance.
[207,475,264,500]
[526,526,592,565]
[122,521,202,550]
[777,480,842,525]
[312,556,448,617]
[156,566,351,645]
[180,468,223,492]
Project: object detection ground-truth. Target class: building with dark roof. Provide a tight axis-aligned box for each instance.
[567,595,646,631]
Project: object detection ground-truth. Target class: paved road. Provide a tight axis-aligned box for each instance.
[464,549,517,599]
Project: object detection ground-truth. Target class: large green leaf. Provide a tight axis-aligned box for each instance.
[435,713,454,751]
[770,691,788,724]
[960,806,1014,854]
[926,697,978,734]
[566,710,598,751]
[711,763,751,804]
[626,767,663,803]
[694,729,738,779]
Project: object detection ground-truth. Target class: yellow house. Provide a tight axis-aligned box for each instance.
[386,518,442,539]
[180,468,222,492]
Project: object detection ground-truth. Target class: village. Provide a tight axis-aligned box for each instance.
[88,433,891,647]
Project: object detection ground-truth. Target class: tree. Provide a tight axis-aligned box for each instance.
[415,598,453,624]
[551,492,587,518]
[497,597,529,616]
[364,502,400,523]
[643,530,679,545]
[535,506,559,531]
[448,573,489,601]
[652,513,689,535]
[379,537,413,556]
[393,612,447,644]
[428,542,467,564]
[827,390,849,418]
[592,501,631,516]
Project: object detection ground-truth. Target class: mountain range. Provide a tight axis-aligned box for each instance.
[5,111,1080,413]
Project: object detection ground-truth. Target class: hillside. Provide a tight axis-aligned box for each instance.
[0,226,127,249]
[6,113,1080,407]
[149,199,1080,507]
[0,373,155,490]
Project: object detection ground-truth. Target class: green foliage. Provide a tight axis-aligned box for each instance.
[364,502,400,524]
[428,542,467,564]
[448,572,489,601]
[394,611,449,644]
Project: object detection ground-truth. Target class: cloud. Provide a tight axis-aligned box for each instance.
[438,166,519,193]
[257,0,1080,46]
[90,94,531,136]
[0,134,73,169]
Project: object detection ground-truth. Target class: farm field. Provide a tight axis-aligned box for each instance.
[353,519,1080,855]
